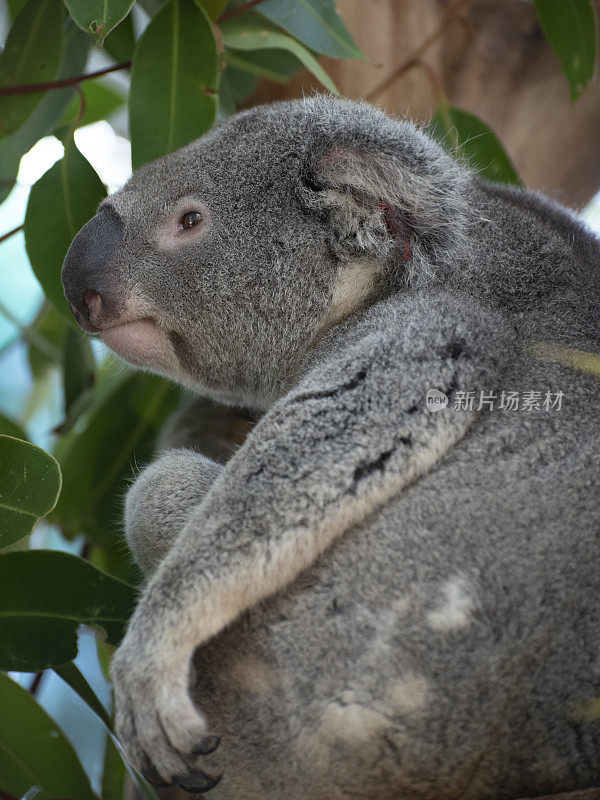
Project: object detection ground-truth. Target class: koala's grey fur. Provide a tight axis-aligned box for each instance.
[62,96,600,799]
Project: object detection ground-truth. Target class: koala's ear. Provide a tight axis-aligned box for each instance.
[298,138,468,269]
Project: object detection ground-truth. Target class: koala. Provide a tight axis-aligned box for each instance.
[61,96,600,800]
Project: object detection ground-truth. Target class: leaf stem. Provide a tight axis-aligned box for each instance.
[0,62,131,97]
[0,225,24,245]
[218,0,270,24]
[366,0,472,102]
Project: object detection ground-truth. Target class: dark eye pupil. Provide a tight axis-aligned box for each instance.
[180,211,202,230]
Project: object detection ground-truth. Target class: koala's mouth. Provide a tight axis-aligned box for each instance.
[99,317,174,369]
[68,294,179,375]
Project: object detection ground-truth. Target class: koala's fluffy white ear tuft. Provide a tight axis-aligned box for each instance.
[298,128,471,281]
[299,146,409,262]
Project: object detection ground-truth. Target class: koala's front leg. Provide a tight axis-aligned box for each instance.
[125,398,253,576]
[111,291,516,788]
[125,449,221,577]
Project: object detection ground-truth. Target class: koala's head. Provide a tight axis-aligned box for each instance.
[62,96,469,408]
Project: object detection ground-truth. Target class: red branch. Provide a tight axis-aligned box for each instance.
[0,61,131,97]
[0,224,24,245]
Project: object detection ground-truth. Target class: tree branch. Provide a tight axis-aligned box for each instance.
[0,61,131,97]
[29,671,45,695]
[366,0,472,102]
[218,0,270,24]
[0,224,24,244]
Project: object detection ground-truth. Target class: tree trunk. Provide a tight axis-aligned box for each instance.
[251,0,600,208]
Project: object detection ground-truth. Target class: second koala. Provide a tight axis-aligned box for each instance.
[62,97,600,800]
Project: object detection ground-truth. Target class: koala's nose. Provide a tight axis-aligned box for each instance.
[61,205,124,331]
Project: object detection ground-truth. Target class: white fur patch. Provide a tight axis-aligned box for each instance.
[426,577,474,631]
[228,655,277,697]
[385,672,428,712]
[319,701,389,744]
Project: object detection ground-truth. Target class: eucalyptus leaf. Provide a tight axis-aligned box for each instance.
[7,0,28,17]
[102,734,129,800]
[221,13,338,94]
[0,23,90,204]
[0,549,136,670]
[199,0,227,20]
[103,12,136,61]
[0,414,26,440]
[27,302,66,378]
[226,48,302,83]
[0,0,64,139]
[24,139,107,322]
[534,0,597,100]
[218,65,257,117]
[55,79,126,135]
[0,673,97,800]
[0,435,61,552]
[52,371,180,543]
[63,326,96,419]
[137,0,166,16]
[257,0,364,59]
[53,660,113,729]
[428,105,521,186]
[129,0,219,168]
[63,0,135,46]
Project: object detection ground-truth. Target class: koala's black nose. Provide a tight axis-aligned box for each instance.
[61,205,124,331]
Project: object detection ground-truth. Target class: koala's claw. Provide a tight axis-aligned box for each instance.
[177,770,222,793]
[192,735,221,756]
[111,643,221,790]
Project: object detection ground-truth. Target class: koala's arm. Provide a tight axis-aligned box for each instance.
[125,399,255,576]
[124,450,222,577]
[111,290,515,787]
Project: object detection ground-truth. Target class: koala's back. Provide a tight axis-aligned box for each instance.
[191,356,600,800]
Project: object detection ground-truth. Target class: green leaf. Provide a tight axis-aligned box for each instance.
[63,326,95,420]
[534,0,597,100]
[0,550,136,670]
[102,735,162,800]
[0,435,62,552]
[63,0,135,46]
[55,79,125,135]
[102,734,128,800]
[0,0,64,139]
[103,13,136,62]
[226,48,301,83]
[137,0,166,15]
[129,0,219,169]
[24,139,106,322]
[218,64,257,117]
[52,371,180,543]
[0,414,26,441]
[427,105,521,186]
[257,0,364,59]
[221,12,338,94]
[53,661,113,729]
[90,536,145,585]
[0,673,97,800]
[0,23,90,204]
[8,0,29,17]
[27,302,66,378]
[199,0,227,20]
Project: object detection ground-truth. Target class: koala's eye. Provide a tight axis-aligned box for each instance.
[179,211,203,231]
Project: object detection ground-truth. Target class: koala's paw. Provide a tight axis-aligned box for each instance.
[111,644,221,792]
